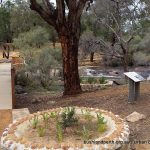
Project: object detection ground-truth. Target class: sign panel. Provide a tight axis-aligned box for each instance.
[124,72,145,82]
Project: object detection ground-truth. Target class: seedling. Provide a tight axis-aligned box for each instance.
[49,111,58,120]
[81,109,93,122]
[42,112,50,128]
[97,113,107,133]
[82,126,90,141]
[37,125,45,137]
[99,77,107,84]
[56,121,63,142]
[87,77,96,84]
[61,107,78,129]
[30,115,39,129]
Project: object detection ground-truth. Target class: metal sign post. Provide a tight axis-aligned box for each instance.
[124,72,145,103]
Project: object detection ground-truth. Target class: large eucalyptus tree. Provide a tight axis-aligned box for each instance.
[30,0,93,95]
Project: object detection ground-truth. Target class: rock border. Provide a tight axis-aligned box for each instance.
[1,107,129,150]
[81,81,113,91]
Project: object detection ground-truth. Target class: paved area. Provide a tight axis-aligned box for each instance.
[0,63,12,109]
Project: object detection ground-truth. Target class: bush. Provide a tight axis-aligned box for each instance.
[87,77,96,84]
[99,77,107,84]
[80,77,87,84]
[13,26,49,49]
[133,52,150,66]
[15,71,31,86]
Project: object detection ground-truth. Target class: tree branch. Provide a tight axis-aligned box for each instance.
[127,35,134,44]
[76,0,93,21]
[56,0,66,24]
[30,0,56,27]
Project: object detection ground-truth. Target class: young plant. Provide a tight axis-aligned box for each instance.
[99,77,107,84]
[56,121,63,142]
[97,113,107,133]
[42,112,50,128]
[49,111,58,119]
[37,125,45,137]
[61,107,78,129]
[82,126,90,141]
[30,115,39,129]
[81,109,93,122]
[87,77,95,84]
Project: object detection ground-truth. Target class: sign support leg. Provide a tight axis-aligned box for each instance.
[128,79,135,103]
[135,82,140,101]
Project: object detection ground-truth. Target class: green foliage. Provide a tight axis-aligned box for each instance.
[99,77,107,84]
[30,115,39,129]
[97,113,107,133]
[0,1,13,42]
[42,112,50,128]
[37,125,45,137]
[81,109,93,122]
[49,111,58,120]
[133,51,150,66]
[61,107,78,129]
[13,26,49,49]
[80,77,87,84]
[10,0,47,38]
[87,77,96,84]
[82,126,90,141]
[15,70,31,86]
[56,121,63,142]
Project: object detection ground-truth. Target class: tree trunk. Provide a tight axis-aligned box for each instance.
[60,35,82,95]
[121,51,128,72]
[90,52,94,62]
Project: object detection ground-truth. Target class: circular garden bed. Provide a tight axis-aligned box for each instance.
[1,107,129,150]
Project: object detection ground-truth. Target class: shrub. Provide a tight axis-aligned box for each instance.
[30,115,39,129]
[13,26,49,49]
[133,52,150,66]
[99,77,107,84]
[80,77,88,84]
[56,121,63,142]
[15,71,31,86]
[81,109,93,122]
[82,126,90,140]
[87,77,96,84]
[97,113,107,133]
[61,107,78,129]
[37,125,45,137]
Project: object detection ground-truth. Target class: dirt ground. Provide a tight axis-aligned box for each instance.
[0,110,12,136]
[15,82,150,144]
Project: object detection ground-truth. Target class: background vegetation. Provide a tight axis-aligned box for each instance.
[0,0,150,92]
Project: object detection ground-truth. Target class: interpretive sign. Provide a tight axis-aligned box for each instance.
[124,72,145,103]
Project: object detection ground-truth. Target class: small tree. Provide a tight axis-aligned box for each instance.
[90,0,145,71]
[80,30,101,62]
[30,0,94,95]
